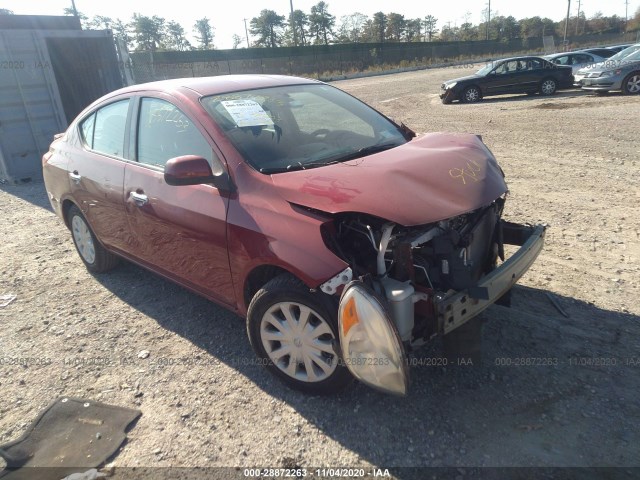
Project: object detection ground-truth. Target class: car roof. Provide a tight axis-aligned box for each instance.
[487,55,546,63]
[112,74,322,97]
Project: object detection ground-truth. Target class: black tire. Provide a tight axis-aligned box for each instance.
[67,205,119,273]
[539,78,557,96]
[622,72,640,95]
[246,274,353,394]
[462,86,481,103]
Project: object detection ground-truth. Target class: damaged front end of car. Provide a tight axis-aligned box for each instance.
[318,200,546,395]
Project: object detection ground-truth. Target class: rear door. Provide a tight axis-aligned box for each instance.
[68,97,131,252]
[486,60,521,95]
[519,58,546,91]
[123,95,234,305]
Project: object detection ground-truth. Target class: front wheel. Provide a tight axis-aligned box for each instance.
[540,78,557,96]
[246,274,353,394]
[462,86,481,103]
[622,72,640,95]
[68,205,119,273]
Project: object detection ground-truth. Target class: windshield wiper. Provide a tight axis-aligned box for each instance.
[259,159,341,174]
[258,143,400,174]
[331,142,400,163]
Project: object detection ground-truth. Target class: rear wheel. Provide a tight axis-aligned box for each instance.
[68,205,119,273]
[540,78,557,96]
[247,274,352,394]
[462,86,481,103]
[622,72,640,95]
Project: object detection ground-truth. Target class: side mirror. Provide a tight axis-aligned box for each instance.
[164,155,234,192]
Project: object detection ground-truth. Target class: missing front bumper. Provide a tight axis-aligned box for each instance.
[436,222,546,335]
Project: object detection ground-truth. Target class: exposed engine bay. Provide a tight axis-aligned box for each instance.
[320,197,508,347]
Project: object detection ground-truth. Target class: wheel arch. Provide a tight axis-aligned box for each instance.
[61,198,78,229]
[622,70,640,94]
[243,264,296,313]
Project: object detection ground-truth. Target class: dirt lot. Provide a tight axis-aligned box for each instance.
[1,66,639,477]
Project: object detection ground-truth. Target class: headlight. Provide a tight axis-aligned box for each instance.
[601,69,622,77]
[446,82,457,89]
[338,281,409,395]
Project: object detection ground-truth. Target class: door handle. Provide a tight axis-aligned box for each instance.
[69,171,81,183]
[130,191,149,207]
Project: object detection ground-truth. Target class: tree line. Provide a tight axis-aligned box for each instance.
[1,4,638,51]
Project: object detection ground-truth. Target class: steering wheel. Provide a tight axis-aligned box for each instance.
[310,128,331,138]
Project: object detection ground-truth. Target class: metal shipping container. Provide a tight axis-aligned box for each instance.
[0,17,123,183]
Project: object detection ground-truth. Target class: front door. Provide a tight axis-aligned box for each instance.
[123,96,234,305]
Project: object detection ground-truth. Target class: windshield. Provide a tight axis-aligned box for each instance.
[608,44,640,61]
[201,84,407,174]
[476,61,497,76]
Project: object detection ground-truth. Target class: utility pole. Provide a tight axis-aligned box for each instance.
[486,0,491,40]
[575,0,581,35]
[625,0,630,31]
[243,18,250,48]
[563,0,571,46]
[289,0,298,46]
[70,0,79,17]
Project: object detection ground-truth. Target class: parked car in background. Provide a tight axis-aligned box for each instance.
[42,75,545,396]
[440,56,574,103]
[575,44,640,94]
[605,44,633,53]
[543,51,607,74]
[580,47,617,59]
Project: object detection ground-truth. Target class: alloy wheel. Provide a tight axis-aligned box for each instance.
[541,79,556,95]
[464,87,480,102]
[626,75,640,94]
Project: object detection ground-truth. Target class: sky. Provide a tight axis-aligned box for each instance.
[2,0,639,48]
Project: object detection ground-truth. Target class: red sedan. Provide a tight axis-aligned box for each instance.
[43,75,545,395]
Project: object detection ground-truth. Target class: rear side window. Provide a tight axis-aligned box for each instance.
[87,99,130,158]
[137,97,213,168]
[79,113,95,147]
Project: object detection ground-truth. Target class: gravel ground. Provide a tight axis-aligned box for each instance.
[1,66,639,477]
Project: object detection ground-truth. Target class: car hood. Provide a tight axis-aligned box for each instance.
[269,133,508,226]
[443,74,482,85]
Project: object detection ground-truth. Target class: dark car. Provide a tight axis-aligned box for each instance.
[43,75,545,396]
[440,56,574,104]
[580,47,618,58]
[606,44,633,53]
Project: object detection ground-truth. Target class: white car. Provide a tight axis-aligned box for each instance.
[544,51,607,76]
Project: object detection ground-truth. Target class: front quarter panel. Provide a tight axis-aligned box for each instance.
[226,164,348,314]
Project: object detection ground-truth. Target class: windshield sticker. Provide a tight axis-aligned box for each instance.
[221,100,273,127]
